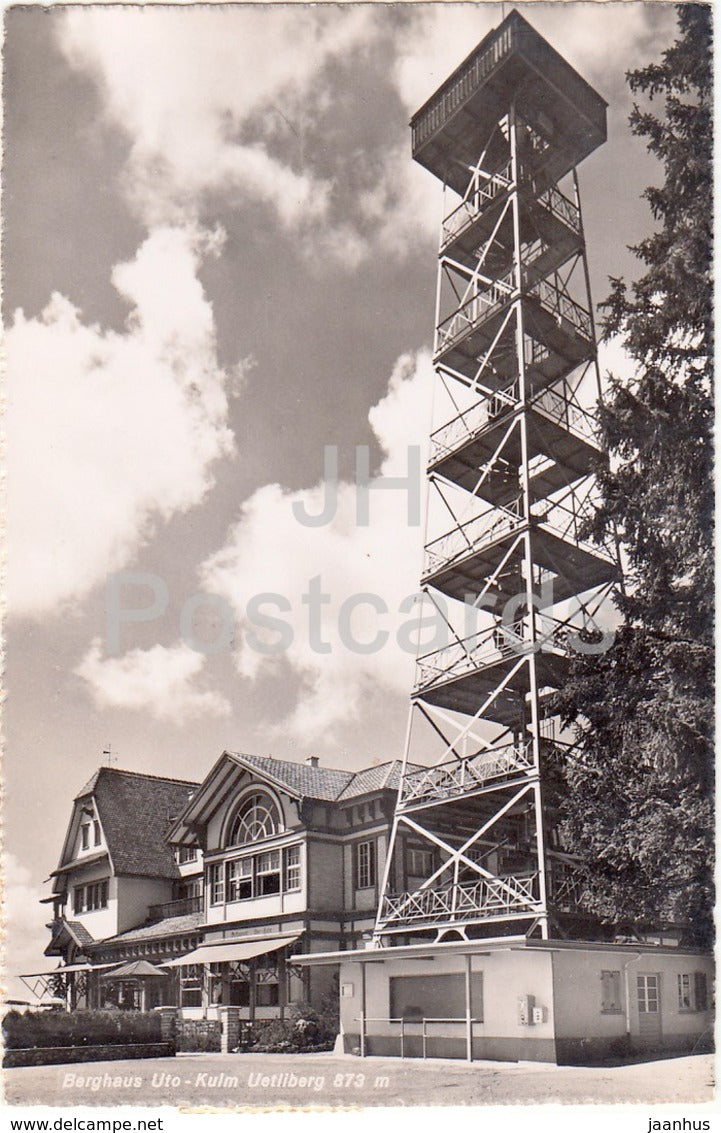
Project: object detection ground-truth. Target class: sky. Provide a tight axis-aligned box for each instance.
[3,1,678,995]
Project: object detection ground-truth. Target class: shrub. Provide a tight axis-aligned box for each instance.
[241,1004,336,1053]
[3,1009,163,1050]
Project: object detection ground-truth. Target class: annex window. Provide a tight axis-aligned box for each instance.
[637,973,660,1013]
[355,840,376,890]
[390,972,483,1023]
[209,863,225,905]
[407,846,433,878]
[600,970,622,1013]
[73,886,83,914]
[678,972,708,1012]
[227,857,253,902]
[256,850,281,896]
[178,846,198,864]
[284,845,301,891]
[227,792,282,847]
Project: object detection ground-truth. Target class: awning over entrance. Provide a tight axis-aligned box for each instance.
[20,962,119,977]
[164,934,300,967]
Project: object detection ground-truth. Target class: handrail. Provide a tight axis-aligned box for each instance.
[423,486,614,583]
[414,612,576,691]
[424,497,522,574]
[381,873,539,927]
[441,162,513,246]
[436,271,515,354]
[412,23,516,150]
[531,278,592,340]
[401,741,533,805]
[429,380,598,467]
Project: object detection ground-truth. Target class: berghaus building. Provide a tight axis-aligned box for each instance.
[24,11,712,1065]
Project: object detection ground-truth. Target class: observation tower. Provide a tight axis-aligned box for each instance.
[375,10,617,944]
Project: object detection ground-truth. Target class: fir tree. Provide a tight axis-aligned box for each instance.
[553,4,713,946]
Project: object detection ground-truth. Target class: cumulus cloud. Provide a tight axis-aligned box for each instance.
[6,224,242,618]
[200,350,435,743]
[58,6,380,237]
[76,639,231,722]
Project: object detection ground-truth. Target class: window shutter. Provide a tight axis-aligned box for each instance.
[694,971,708,1011]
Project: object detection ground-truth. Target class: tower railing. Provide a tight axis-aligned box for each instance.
[381,872,539,927]
[436,271,515,353]
[414,615,575,691]
[429,378,598,465]
[423,490,614,580]
[400,741,534,806]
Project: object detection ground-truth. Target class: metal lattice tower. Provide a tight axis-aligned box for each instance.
[376,11,618,944]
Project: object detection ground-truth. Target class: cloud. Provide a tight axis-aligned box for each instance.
[75,639,231,723]
[392,3,674,118]
[6,224,242,618]
[2,853,55,1001]
[58,6,380,237]
[200,350,435,743]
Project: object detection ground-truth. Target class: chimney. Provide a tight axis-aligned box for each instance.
[305,755,319,769]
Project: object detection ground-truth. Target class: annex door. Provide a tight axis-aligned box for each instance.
[636,973,662,1043]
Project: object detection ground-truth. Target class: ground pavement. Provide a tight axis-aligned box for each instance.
[4,1051,714,1108]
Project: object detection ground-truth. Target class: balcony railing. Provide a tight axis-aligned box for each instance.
[441,162,513,247]
[430,380,519,465]
[381,872,539,926]
[429,379,597,468]
[547,860,591,912]
[412,23,515,152]
[401,741,534,806]
[424,496,522,576]
[436,271,515,356]
[531,278,592,341]
[147,895,203,922]
[423,483,613,584]
[414,614,572,692]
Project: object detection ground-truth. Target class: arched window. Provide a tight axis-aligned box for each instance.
[226,791,282,847]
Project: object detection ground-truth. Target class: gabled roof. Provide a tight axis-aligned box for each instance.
[230,752,410,802]
[169,750,415,845]
[235,753,354,801]
[56,767,200,882]
[44,919,95,956]
[336,761,406,799]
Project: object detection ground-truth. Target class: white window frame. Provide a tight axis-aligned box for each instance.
[637,973,660,1013]
[284,845,302,891]
[256,849,281,895]
[355,839,376,890]
[209,862,225,905]
[227,857,253,902]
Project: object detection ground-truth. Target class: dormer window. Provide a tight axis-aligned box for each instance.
[93,820,101,846]
[80,823,90,850]
[226,791,282,847]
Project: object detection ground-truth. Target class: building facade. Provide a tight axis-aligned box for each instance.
[26,753,413,1021]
